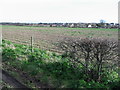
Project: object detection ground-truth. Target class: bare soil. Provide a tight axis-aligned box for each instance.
[2,26,118,53]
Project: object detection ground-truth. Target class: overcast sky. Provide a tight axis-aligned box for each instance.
[0,0,119,23]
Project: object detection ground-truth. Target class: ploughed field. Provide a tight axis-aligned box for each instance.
[2,25,118,53]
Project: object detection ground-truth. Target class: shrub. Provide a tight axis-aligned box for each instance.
[58,37,118,82]
[2,48,17,61]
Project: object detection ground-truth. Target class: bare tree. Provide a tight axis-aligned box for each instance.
[58,37,118,82]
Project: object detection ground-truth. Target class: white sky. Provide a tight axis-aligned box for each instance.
[0,0,119,23]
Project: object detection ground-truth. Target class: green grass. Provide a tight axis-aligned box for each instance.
[2,40,120,88]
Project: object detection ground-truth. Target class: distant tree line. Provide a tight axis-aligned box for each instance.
[0,22,119,29]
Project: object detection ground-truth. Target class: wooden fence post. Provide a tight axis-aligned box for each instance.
[31,36,34,52]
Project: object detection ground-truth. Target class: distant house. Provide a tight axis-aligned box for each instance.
[88,24,92,28]
[69,23,76,28]
[87,23,97,28]
[63,23,69,27]
[114,23,119,28]
[109,23,114,28]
